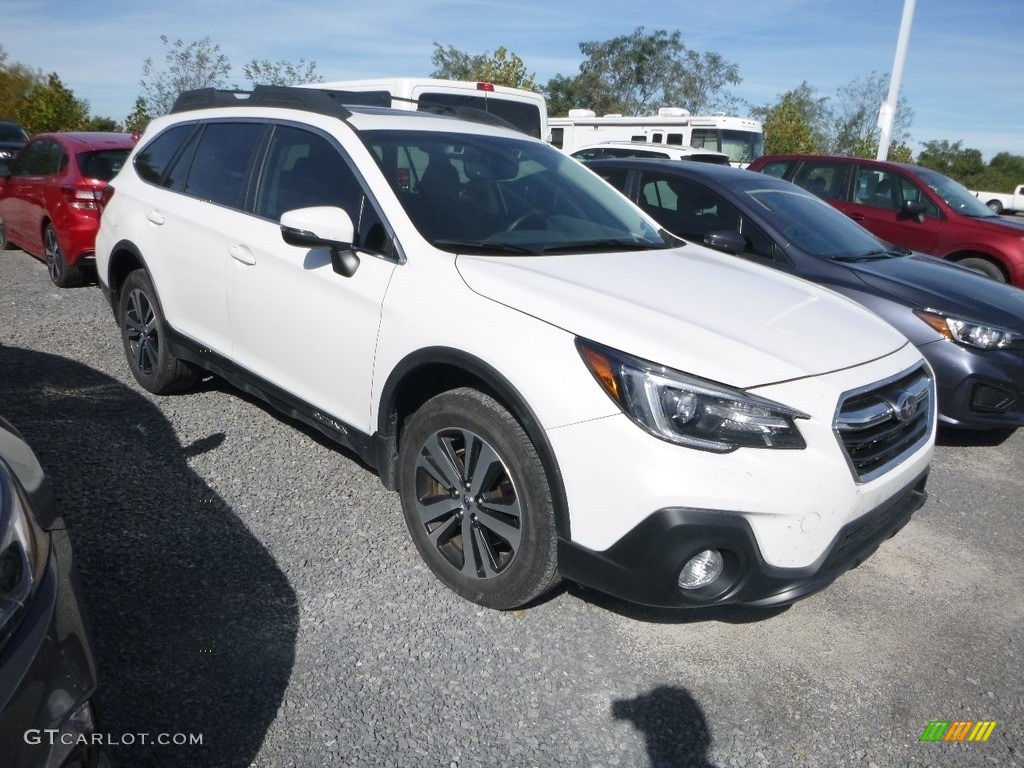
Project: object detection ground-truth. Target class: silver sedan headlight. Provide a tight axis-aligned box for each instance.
[577,339,808,452]
[914,309,1024,351]
[0,459,45,640]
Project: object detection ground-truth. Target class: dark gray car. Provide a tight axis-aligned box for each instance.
[0,122,28,161]
[0,415,106,767]
[586,158,1024,430]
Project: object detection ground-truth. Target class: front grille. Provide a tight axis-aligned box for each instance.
[834,365,933,482]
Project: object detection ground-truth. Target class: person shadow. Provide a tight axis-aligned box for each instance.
[612,685,714,768]
[0,344,298,767]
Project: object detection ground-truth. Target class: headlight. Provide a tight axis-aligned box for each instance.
[914,309,1024,350]
[0,459,45,641]
[577,339,807,452]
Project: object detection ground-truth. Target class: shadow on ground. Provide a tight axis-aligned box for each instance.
[0,344,298,768]
[612,685,714,768]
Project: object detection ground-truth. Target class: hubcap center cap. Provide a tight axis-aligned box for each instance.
[462,495,473,511]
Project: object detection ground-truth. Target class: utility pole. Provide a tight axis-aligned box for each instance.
[877,0,916,161]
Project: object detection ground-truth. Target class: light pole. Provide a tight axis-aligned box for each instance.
[877,0,917,161]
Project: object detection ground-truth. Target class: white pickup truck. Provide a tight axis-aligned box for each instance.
[971,184,1024,214]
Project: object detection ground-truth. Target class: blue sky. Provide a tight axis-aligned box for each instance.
[3,0,1021,160]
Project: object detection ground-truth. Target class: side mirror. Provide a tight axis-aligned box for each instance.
[280,206,360,277]
[900,200,927,224]
[703,230,747,255]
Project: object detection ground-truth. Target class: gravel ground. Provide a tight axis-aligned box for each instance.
[1,250,1021,768]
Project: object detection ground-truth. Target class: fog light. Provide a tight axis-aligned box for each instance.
[678,549,724,590]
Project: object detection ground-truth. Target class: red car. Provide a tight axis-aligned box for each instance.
[0,132,135,287]
[748,154,1024,288]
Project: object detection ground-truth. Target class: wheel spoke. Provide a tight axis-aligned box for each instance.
[415,494,460,526]
[474,504,521,552]
[466,440,504,497]
[417,433,465,492]
[472,524,502,578]
[426,514,460,549]
[459,515,481,576]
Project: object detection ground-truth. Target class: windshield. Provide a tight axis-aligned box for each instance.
[361,130,669,255]
[913,166,997,218]
[745,188,890,258]
[0,123,28,142]
[691,129,763,165]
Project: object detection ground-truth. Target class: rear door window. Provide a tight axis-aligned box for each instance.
[791,161,851,201]
[182,122,265,210]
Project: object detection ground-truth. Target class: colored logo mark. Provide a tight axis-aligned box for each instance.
[920,720,997,742]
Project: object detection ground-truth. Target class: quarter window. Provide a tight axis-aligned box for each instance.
[134,124,196,185]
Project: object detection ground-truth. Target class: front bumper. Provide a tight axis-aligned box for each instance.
[921,340,1024,429]
[558,469,928,609]
[0,528,103,768]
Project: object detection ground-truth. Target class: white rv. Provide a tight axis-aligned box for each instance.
[302,78,548,140]
[549,108,764,167]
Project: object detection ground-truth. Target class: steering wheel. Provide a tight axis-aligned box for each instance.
[506,210,548,232]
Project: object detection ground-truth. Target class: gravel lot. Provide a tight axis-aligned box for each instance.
[1,250,1021,768]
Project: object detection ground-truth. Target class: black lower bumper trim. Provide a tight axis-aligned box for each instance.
[557,469,929,609]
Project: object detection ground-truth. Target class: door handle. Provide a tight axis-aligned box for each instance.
[229,244,256,265]
[146,210,164,225]
[848,213,865,221]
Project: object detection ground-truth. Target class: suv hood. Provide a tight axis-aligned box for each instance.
[456,246,908,388]
[850,254,1024,332]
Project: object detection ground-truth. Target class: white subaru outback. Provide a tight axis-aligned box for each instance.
[95,86,935,610]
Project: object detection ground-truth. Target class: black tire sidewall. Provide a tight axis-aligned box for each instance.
[118,270,182,393]
[957,257,1005,282]
[397,388,558,609]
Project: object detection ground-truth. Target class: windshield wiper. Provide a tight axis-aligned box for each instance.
[832,248,901,262]
[433,239,541,255]
[539,238,667,254]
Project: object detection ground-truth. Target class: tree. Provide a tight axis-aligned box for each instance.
[543,71,618,118]
[140,35,231,117]
[83,115,123,132]
[125,96,151,135]
[556,27,740,116]
[752,83,829,155]
[430,44,536,90]
[917,140,984,180]
[828,71,913,158]
[16,73,89,133]
[242,58,322,87]
[0,45,39,122]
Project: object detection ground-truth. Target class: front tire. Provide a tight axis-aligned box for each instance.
[118,269,200,394]
[397,388,560,609]
[45,224,84,288]
[955,256,1006,282]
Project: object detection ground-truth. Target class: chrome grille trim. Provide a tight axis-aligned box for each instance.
[833,363,934,483]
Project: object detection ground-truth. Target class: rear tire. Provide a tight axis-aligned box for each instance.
[45,224,84,288]
[0,219,11,250]
[118,269,200,394]
[986,200,1003,214]
[397,388,560,609]
[955,256,1006,282]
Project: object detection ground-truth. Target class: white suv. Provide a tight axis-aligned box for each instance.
[96,86,936,610]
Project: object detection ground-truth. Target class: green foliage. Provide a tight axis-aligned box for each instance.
[83,115,124,132]
[430,44,536,90]
[0,45,39,123]
[16,73,89,133]
[758,84,828,154]
[125,96,151,135]
[566,27,739,116]
[917,140,1024,190]
[242,58,322,87]
[140,35,232,117]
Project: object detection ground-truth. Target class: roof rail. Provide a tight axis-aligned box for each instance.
[170,86,352,120]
